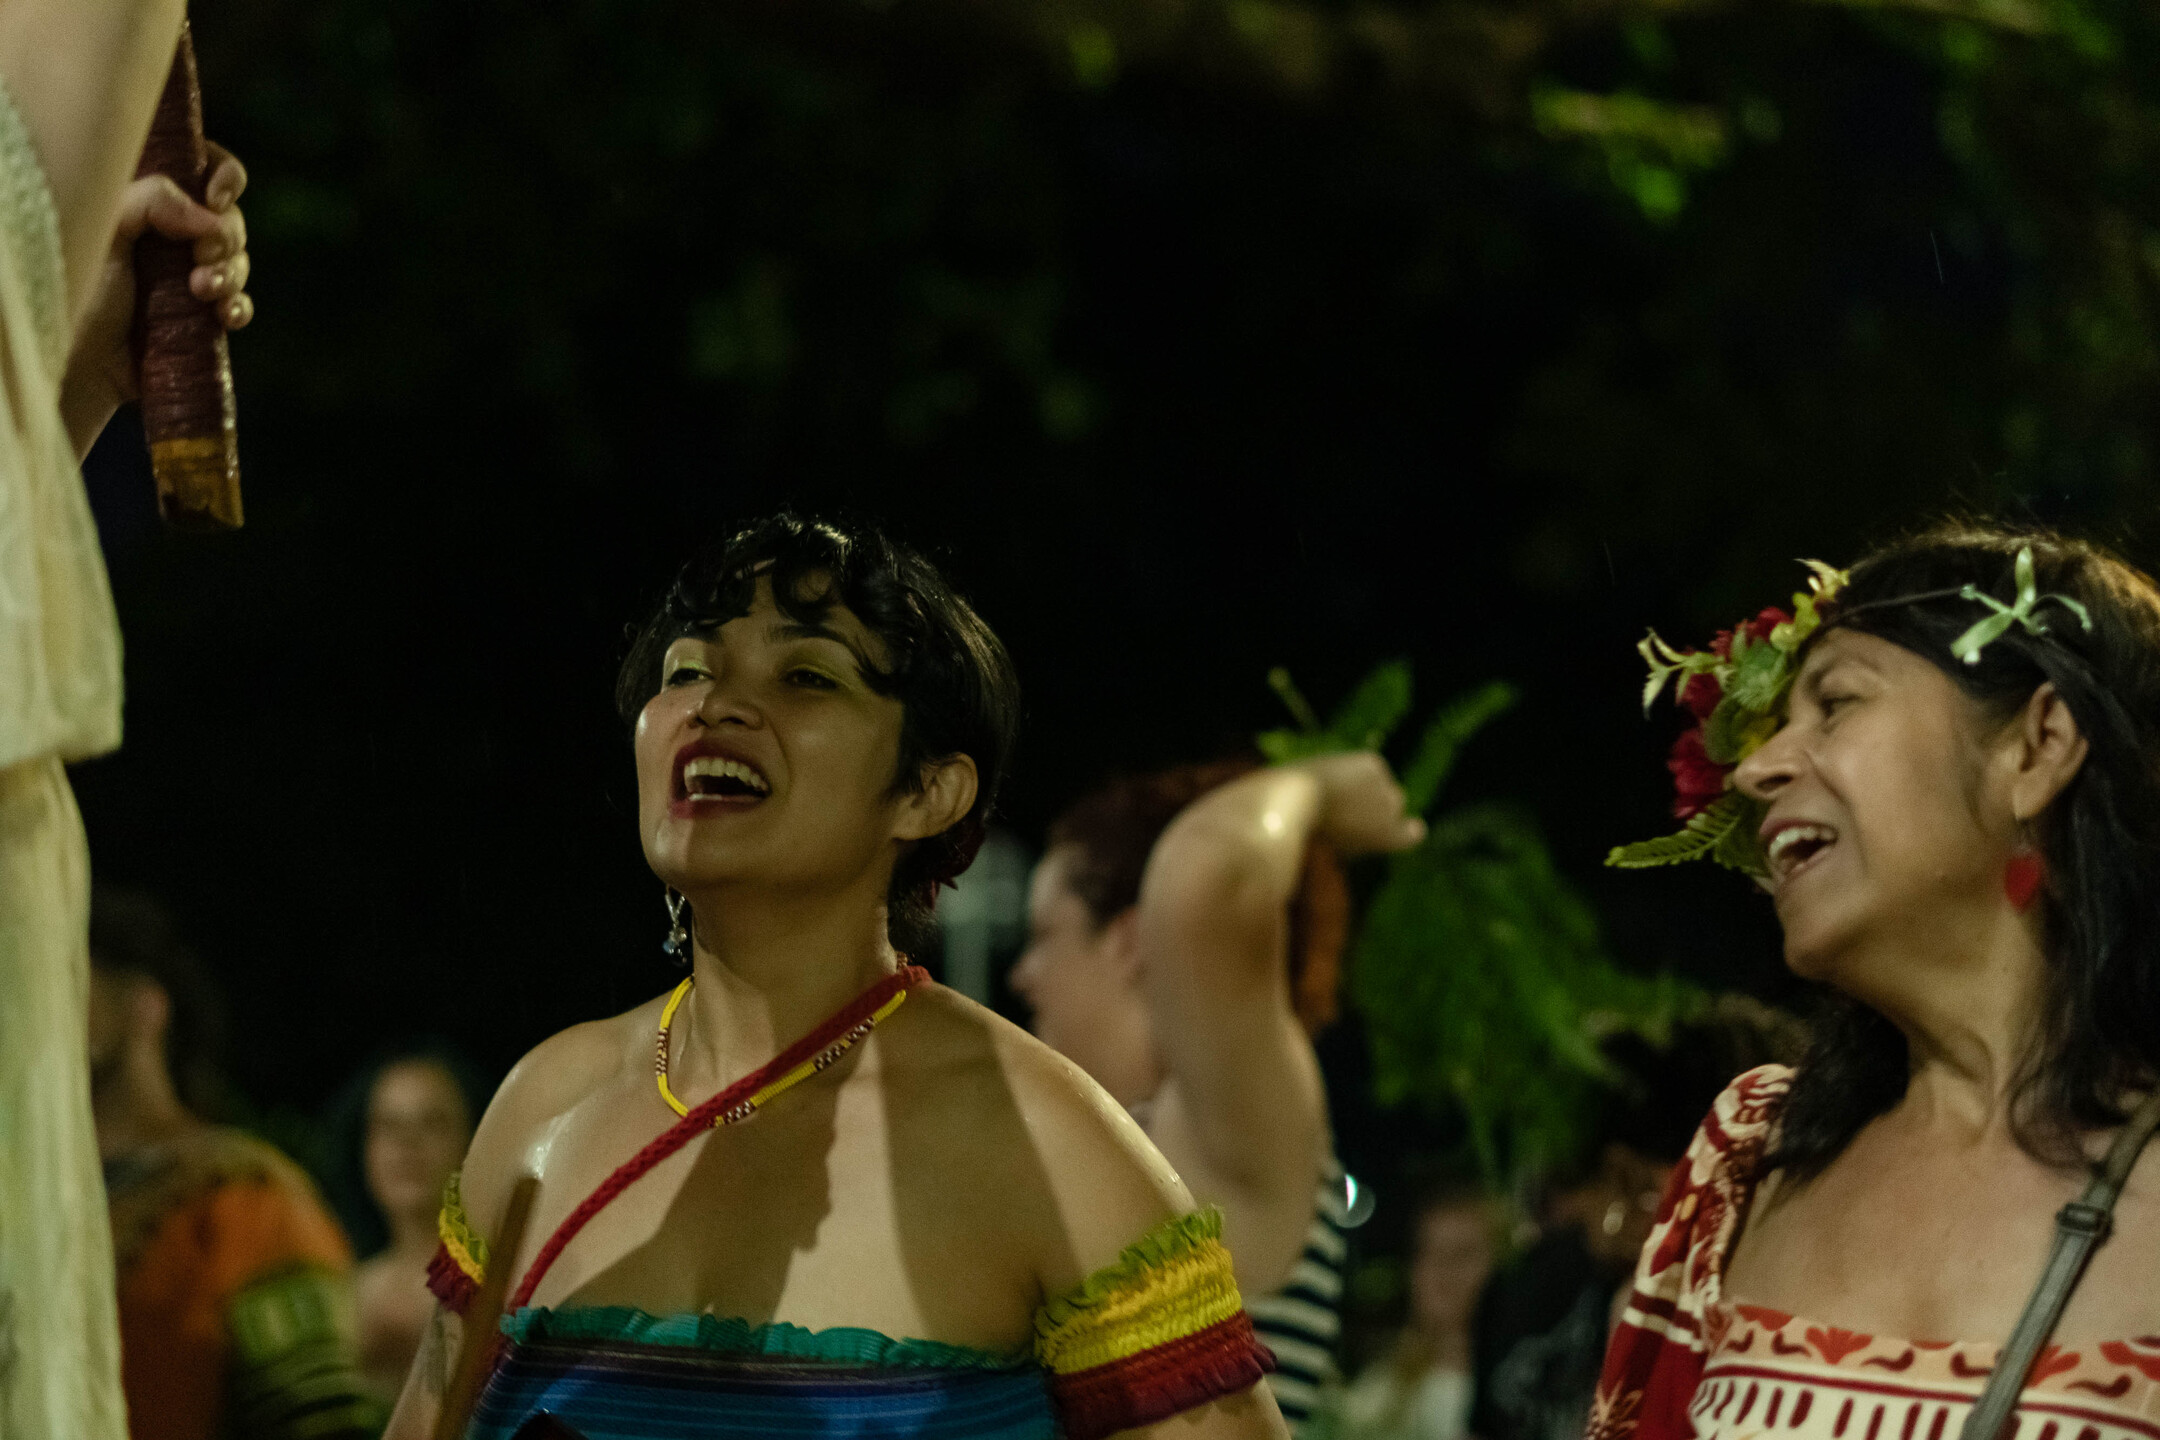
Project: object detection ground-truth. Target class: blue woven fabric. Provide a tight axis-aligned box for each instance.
[467,1307,1057,1440]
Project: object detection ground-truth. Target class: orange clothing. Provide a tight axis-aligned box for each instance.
[106,1128,361,1440]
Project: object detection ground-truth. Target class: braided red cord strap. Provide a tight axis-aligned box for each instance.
[505,966,928,1315]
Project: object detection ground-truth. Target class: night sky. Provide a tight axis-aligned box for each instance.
[66,0,2160,1207]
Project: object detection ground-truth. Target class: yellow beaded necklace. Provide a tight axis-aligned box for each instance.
[653,976,912,1128]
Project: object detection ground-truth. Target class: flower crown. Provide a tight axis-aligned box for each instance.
[1608,545,2092,877]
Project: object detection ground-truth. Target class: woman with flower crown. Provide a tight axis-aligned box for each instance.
[1592,522,2160,1440]
[382,513,1289,1440]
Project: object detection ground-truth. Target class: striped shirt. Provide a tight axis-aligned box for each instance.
[1247,1159,1352,1432]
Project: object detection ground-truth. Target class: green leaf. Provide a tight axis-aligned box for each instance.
[1399,682,1518,816]
[1256,728,1335,764]
[1709,796,1769,875]
[1325,659,1414,751]
[1605,794,1745,868]
[1700,696,1749,764]
[1950,609,2017,665]
[1725,638,1787,711]
[1355,797,1706,1198]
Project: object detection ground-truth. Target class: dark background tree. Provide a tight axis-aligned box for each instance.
[74,0,2160,1197]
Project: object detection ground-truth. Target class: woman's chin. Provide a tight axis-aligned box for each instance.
[1777,907,1861,985]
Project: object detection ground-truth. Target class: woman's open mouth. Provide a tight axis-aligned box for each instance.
[671,745,771,817]
[1765,822,1837,885]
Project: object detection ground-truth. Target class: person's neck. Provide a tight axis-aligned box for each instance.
[386,1207,443,1264]
[671,875,902,1092]
[93,1049,197,1163]
[1842,900,2050,1140]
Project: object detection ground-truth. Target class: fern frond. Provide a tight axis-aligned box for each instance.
[1605,795,1744,868]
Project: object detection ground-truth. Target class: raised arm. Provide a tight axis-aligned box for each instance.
[1134,754,1420,1273]
[0,0,188,321]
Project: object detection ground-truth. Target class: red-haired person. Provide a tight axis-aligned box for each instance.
[1013,754,1425,1431]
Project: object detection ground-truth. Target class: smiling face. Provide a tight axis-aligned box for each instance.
[364,1059,471,1227]
[1733,628,2024,989]
[635,573,965,912]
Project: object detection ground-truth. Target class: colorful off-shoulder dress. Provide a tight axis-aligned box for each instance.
[1589,1064,2160,1440]
[432,1180,1271,1440]
[427,968,1273,1440]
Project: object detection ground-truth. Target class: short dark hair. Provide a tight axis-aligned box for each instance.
[88,884,228,1117]
[616,512,1021,955]
[1046,757,1350,1032]
[1775,519,2160,1177]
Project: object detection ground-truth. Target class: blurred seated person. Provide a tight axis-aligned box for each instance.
[89,885,381,1440]
[1330,1182,1495,1440]
[1013,754,1425,1430]
[1472,1010,1793,1440]
[322,1044,483,1403]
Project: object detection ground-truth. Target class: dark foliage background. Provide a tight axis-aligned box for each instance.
[73,0,2160,1198]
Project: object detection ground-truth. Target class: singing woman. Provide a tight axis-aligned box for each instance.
[383,514,1286,1440]
[1594,523,2160,1439]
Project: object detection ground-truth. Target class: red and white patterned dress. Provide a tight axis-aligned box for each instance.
[1590,1065,2160,1440]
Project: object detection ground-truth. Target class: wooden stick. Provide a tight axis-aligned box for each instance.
[133,20,242,531]
[432,1175,539,1440]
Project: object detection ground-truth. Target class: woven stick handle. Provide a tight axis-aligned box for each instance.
[133,20,241,530]
[432,1174,538,1440]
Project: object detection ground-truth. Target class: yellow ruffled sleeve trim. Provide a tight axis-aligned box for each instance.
[437,1171,488,1283]
[1033,1208,1247,1375]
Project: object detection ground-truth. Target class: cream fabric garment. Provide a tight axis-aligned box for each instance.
[0,70,130,1440]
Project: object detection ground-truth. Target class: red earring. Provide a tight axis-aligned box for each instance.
[2004,850,2046,912]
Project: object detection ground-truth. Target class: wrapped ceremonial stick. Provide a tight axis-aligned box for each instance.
[432,1175,538,1440]
[133,21,241,530]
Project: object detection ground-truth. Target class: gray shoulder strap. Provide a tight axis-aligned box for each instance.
[1958,1089,2160,1440]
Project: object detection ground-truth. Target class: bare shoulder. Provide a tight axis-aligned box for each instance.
[900,986,1194,1283]
[455,999,657,1231]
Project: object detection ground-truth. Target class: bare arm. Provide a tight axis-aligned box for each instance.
[1007,1038,1291,1440]
[379,1020,616,1440]
[1136,755,1421,1215]
[380,1304,460,1440]
[1112,1383,1291,1440]
[0,0,188,322]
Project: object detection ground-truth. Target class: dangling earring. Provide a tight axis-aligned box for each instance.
[2004,842,2046,913]
[661,889,690,965]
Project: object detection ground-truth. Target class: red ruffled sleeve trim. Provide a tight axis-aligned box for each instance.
[426,1241,477,1315]
[1051,1311,1274,1440]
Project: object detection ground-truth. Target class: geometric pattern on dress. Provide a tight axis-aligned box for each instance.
[1588,1065,2160,1440]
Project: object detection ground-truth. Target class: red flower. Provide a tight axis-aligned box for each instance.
[1678,672,1721,720]
[1668,727,1728,819]
[1709,607,1789,659]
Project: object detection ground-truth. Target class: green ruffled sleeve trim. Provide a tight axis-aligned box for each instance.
[1034,1208,1224,1333]
[438,1171,487,1276]
[502,1306,1032,1372]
